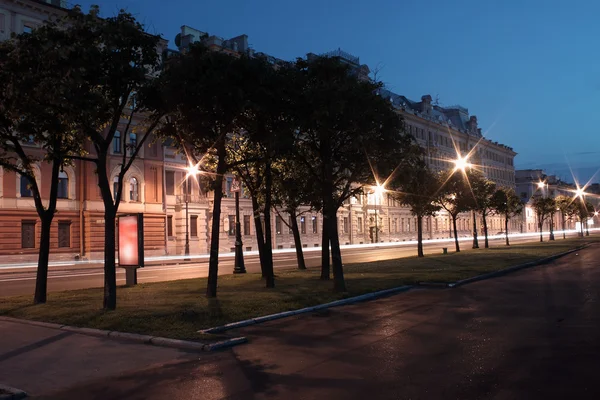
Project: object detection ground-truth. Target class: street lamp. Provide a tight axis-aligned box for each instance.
[452,155,478,248]
[373,183,385,244]
[183,162,203,259]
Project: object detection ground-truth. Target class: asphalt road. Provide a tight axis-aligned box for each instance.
[27,241,600,399]
[0,232,587,297]
[0,232,577,297]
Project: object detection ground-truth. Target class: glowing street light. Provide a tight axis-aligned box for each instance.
[453,156,472,172]
[537,181,546,189]
[575,187,585,198]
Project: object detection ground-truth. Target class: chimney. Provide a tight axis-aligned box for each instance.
[467,115,478,133]
[421,95,432,115]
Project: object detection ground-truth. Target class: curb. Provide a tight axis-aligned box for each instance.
[202,285,414,334]
[446,244,589,288]
[0,384,27,400]
[0,316,246,352]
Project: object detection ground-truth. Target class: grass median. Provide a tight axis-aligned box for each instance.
[0,237,595,340]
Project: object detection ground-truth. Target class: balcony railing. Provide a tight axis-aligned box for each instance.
[175,194,207,204]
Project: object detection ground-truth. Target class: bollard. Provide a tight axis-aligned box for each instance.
[442,247,448,255]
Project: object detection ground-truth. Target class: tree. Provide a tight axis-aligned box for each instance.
[555,195,577,239]
[228,58,298,287]
[0,24,84,304]
[468,172,497,249]
[490,188,523,246]
[531,196,556,242]
[160,46,261,297]
[292,57,412,291]
[575,200,594,237]
[393,155,441,257]
[436,170,472,252]
[271,158,318,270]
[39,7,166,309]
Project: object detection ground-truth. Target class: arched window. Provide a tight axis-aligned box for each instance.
[129,177,139,202]
[57,171,68,199]
[20,175,34,197]
[113,131,121,154]
[113,176,120,201]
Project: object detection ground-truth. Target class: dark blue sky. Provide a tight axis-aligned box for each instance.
[77,0,600,182]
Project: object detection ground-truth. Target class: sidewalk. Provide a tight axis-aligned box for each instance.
[0,319,199,397]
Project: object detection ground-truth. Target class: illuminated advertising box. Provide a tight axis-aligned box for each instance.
[118,214,144,268]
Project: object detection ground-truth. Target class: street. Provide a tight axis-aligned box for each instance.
[0,231,582,297]
[1,241,598,399]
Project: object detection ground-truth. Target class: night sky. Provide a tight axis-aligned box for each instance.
[75,0,600,184]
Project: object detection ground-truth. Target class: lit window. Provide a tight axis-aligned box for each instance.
[57,171,68,199]
[20,175,34,197]
[129,177,139,201]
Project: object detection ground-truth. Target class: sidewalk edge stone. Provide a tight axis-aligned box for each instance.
[0,384,27,400]
[0,316,245,352]
[202,285,413,334]
[447,244,589,288]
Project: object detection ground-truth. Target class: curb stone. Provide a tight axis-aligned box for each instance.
[446,244,589,288]
[0,316,246,352]
[0,384,27,400]
[202,285,414,334]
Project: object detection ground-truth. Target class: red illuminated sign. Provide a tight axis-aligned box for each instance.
[118,214,144,267]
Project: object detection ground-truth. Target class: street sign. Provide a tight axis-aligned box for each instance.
[231,178,241,193]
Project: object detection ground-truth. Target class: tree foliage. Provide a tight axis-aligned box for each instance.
[468,171,497,248]
[436,170,472,252]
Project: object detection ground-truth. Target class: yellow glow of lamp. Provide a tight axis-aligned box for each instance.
[537,181,545,189]
[374,183,386,197]
[453,156,471,171]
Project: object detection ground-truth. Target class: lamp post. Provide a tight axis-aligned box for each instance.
[452,155,477,248]
[184,177,190,258]
[373,183,385,244]
[231,177,246,274]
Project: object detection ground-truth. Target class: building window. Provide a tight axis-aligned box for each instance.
[113,131,121,153]
[20,175,34,197]
[165,171,175,195]
[300,217,306,234]
[357,217,363,233]
[113,176,120,201]
[21,221,35,248]
[343,217,349,234]
[228,215,235,236]
[190,215,198,237]
[244,215,251,235]
[23,25,33,34]
[58,222,71,248]
[57,171,68,199]
[225,177,233,198]
[167,215,173,237]
[129,133,137,155]
[129,177,139,202]
[312,216,318,234]
[276,216,282,235]
[288,216,293,234]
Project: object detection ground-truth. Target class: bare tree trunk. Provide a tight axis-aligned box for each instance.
[327,202,346,292]
[539,221,543,242]
[505,216,510,246]
[417,214,424,257]
[562,214,566,239]
[320,214,330,280]
[251,196,267,277]
[453,216,460,252]
[482,213,489,249]
[33,159,60,304]
[263,161,275,288]
[472,212,479,249]
[34,215,53,304]
[206,142,227,298]
[103,207,117,309]
[290,209,306,270]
